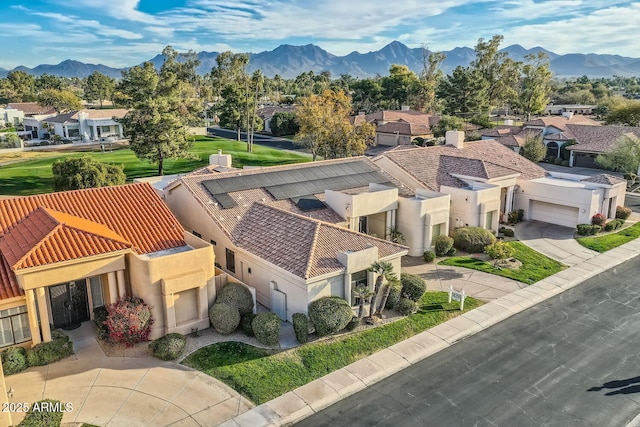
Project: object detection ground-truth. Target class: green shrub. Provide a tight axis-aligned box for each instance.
[485,241,516,264]
[423,250,436,263]
[591,224,602,234]
[604,218,625,232]
[499,227,515,237]
[561,160,570,166]
[26,333,73,366]
[148,333,186,361]
[240,313,257,337]
[434,235,454,256]
[385,280,402,310]
[252,312,281,346]
[216,282,254,315]
[308,297,353,337]
[554,157,563,165]
[345,317,359,331]
[17,399,65,427]
[209,303,241,335]
[1,346,27,375]
[396,298,418,316]
[546,155,556,163]
[452,227,497,253]
[292,313,309,344]
[591,213,607,226]
[616,206,632,220]
[577,224,592,235]
[400,273,427,302]
[446,247,457,256]
[93,305,108,340]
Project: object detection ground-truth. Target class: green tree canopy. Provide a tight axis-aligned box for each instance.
[85,71,116,108]
[52,155,126,191]
[595,135,640,174]
[605,101,640,127]
[517,52,553,121]
[37,88,83,113]
[520,133,547,162]
[431,115,466,138]
[437,66,489,115]
[381,65,420,110]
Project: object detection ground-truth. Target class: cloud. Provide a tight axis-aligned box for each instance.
[55,0,156,23]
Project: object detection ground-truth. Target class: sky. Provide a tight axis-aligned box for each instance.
[0,0,638,69]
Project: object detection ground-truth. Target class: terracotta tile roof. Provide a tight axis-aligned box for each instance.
[0,254,21,300]
[234,204,407,279]
[378,139,547,191]
[7,102,56,115]
[440,156,520,179]
[481,125,523,138]
[376,120,432,136]
[565,125,640,154]
[353,110,440,127]
[524,115,600,132]
[581,174,626,185]
[0,183,186,301]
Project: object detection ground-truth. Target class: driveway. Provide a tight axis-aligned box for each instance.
[515,220,598,266]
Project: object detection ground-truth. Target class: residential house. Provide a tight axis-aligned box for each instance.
[0,183,216,349]
[0,108,24,128]
[565,125,640,168]
[25,109,128,142]
[6,102,56,118]
[352,108,440,146]
[256,106,295,133]
[545,104,596,116]
[374,131,626,229]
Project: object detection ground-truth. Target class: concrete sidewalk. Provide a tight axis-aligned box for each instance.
[225,239,640,427]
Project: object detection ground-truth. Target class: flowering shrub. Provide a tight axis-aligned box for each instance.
[591,213,607,226]
[105,297,153,347]
[616,206,632,220]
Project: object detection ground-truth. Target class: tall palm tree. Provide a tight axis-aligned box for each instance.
[353,285,374,318]
[368,261,394,318]
[376,272,399,316]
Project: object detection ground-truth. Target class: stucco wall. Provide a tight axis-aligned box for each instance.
[445,184,501,230]
[396,192,450,256]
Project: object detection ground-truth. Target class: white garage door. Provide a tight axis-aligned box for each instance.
[530,200,579,228]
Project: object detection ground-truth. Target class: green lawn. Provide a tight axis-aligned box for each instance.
[438,241,565,284]
[577,222,640,252]
[182,291,482,405]
[0,136,310,196]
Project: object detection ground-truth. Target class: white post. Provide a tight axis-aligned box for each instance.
[448,286,452,304]
[460,290,465,311]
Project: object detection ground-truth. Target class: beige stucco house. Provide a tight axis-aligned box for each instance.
[352,108,440,146]
[0,183,215,349]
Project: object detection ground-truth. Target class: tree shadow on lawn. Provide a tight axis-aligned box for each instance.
[0,177,53,196]
[588,375,640,396]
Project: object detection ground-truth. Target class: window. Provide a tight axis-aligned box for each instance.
[351,270,368,306]
[0,306,31,348]
[431,223,441,245]
[192,231,202,238]
[226,248,236,273]
[210,239,217,246]
[358,216,368,234]
[89,276,104,309]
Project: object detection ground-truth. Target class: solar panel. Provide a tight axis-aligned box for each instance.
[214,193,238,209]
[292,195,326,212]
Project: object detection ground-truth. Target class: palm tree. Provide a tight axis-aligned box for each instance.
[376,272,399,316]
[353,285,374,318]
[368,261,394,318]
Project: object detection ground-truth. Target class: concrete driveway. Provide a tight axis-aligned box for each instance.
[515,220,598,266]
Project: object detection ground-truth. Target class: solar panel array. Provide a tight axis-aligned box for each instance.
[202,160,394,210]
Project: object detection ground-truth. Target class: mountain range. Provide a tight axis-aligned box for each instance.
[1,41,639,80]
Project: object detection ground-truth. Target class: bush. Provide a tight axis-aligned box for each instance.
[499,227,515,237]
[93,305,108,340]
[216,282,254,315]
[1,346,27,375]
[452,227,497,253]
[308,297,353,337]
[345,317,360,331]
[252,312,281,346]
[292,313,309,344]
[591,213,607,226]
[209,303,241,335]
[17,399,65,427]
[561,160,570,166]
[546,155,556,163]
[553,157,563,165]
[385,280,402,310]
[616,206,632,220]
[446,248,457,256]
[485,241,516,264]
[396,298,418,316]
[604,218,625,232]
[240,313,256,337]
[401,273,427,302]
[26,333,73,366]
[105,297,153,346]
[148,333,186,361]
[591,224,602,234]
[434,235,454,256]
[576,223,602,236]
[423,250,436,263]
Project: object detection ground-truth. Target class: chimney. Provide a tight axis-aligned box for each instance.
[400,105,410,111]
[503,119,514,126]
[209,151,232,167]
[562,111,574,120]
[446,130,465,149]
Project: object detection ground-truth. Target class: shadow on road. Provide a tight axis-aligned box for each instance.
[588,375,640,395]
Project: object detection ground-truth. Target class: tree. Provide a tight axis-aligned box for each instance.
[520,134,547,162]
[353,285,374,319]
[484,241,515,266]
[381,65,420,110]
[270,112,299,136]
[368,261,394,318]
[52,155,126,191]
[377,273,399,316]
[605,101,640,127]
[0,133,22,149]
[116,62,159,106]
[35,73,67,91]
[414,49,445,113]
[437,66,489,115]
[517,52,553,121]
[431,115,465,138]
[1,70,36,102]
[85,71,116,108]
[595,135,640,174]
[37,89,83,113]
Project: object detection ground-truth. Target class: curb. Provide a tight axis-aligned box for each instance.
[222,239,640,427]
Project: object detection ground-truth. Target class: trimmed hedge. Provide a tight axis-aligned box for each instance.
[604,218,625,232]
[1,346,27,375]
[292,313,309,344]
[26,332,73,366]
[396,298,418,316]
[400,273,427,302]
[209,303,241,335]
[434,235,454,256]
[216,282,254,315]
[577,223,602,236]
[616,206,632,220]
[149,333,186,361]
[499,226,515,237]
[241,313,257,337]
[452,227,497,253]
[17,399,65,427]
[423,251,436,263]
[252,312,281,346]
[308,297,353,337]
[385,280,403,310]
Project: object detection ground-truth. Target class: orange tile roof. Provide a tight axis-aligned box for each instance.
[0,183,186,300]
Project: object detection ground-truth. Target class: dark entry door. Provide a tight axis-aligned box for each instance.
[49,281,90,328]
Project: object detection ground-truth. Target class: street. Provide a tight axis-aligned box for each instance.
[296,256,640,427]
[206,126,304,151]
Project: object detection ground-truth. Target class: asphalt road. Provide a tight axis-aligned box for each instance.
[625,193,640,213]
[296,256,640,427]
[206,127,303,151]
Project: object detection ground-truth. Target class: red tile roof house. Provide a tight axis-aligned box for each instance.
[373,131,626,229]
[0,183,215,349]
[351,109,440,146]
[162,156,425,319]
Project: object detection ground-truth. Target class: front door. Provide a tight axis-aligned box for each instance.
[49,281,90,329]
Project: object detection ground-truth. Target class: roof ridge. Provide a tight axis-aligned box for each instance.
[303,222,322,279]
[10,221,63,270]
[42,207,131,246]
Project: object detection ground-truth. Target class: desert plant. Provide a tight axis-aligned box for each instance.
[26,333,73,366]
[17,399,65,427]
[434,235,454,256]
[105,297,153,346]
[616,205,632,220]
[368,261,395,317]
[292,313,309,344]
[148,333,186,361]
[388,227,406,244]
[396,298,418,316]
[591,213,607,226]
[252,312,281,346]
[423,251,436,263]
[385,280,403,310]
[209,303,241,335]
[352,285,373,318]
[1,346,27,375]
[400,273,427,302]
[452,227,497,253]
[484,241,516,266]
[240,313,257,337]
[308,296,353,336]
[216,282,254,315]
[377,273,399,316]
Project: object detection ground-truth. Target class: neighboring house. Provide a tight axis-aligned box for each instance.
[565,125,640,168]
[0,108,24,128]
[374,131,626,229]
[25,109,128,142]
[163,156,420,320]
[0,183,215,349]
[256,106,295,133]
[6,102,56,118]
[352,108,440,146]
[545,104,596,116]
